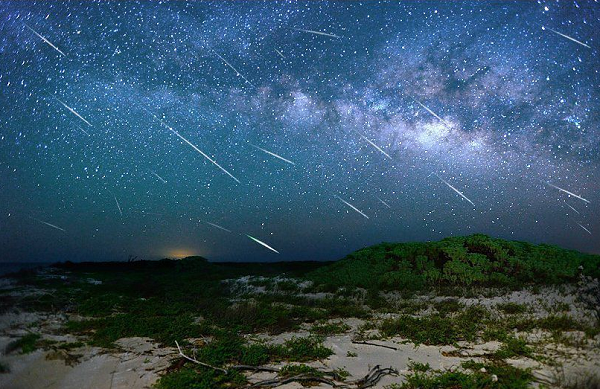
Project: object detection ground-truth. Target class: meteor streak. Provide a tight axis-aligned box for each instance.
[249,143,295,165]
[204,221,232,233]
[274,49,285,59]
[356,132,392,159]
[576,222,592,235]
[76,125,91,136]
[144,108,240,184]
[565,202,580,215]
[546,182,590,204]
[150,170,167,183]
[414,99,452,129]
[30,216,66,232]
[377,197,391,208]
[434,174,475,207]
[212,50,254,87]
[545,27,591,49]
[291,27,340,39]
[54,97,93,127]
[113,194,123,217]
[246,234,280,254]
[24,24,66,56]
[335,195,369,219]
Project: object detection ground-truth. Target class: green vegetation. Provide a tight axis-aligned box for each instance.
[494,336,534,359]
[309,321,350,335]
[379,306,488,345]
[6,333,41,354]
[0,362,9,374]
[278,364,323,378]
[497,302,528,315]
[155,368,245,389]
[389,361,533,389]
[309,234,600,291]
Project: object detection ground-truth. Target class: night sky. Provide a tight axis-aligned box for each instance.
[0,1,598,263]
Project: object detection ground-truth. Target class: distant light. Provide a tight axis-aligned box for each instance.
[165,249,198,259]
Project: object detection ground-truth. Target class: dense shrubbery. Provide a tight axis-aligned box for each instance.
[308,234,600,290]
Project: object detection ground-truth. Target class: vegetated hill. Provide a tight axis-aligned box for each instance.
[308,234,600,291]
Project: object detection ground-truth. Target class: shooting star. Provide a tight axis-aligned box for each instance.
[212,50,254,87]
[30,216,66,232]
[246,234,280,254]
[54,97,93,127]
[576,222,592,235]
[274,49,286,59]
[204,221,232,233]
[565,202,580,215]
[143,107,240,184]
[546,182,590,204]
[291,27,340,39]
[434,173,475,207]
[24,23,66,56]
[150,170,167,184]
[249,143,295,165]
[377,197,391,208]
[113,193,123,217]
[335,195,369,219]
[356,131,392,160]
[544,27,591,49]
[414,99,452,129]
[76,125,91,136]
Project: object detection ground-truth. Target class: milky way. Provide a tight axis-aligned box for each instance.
[0,1,598,263]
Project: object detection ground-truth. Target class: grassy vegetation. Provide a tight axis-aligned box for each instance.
[6,333,41,354]
[379,306,488,345]
[497,302,528,315]
[494,336,534,359]
[389,361,533,389]
[309,234,600,290]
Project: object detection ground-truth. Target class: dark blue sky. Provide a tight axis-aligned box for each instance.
[0,1,598,263]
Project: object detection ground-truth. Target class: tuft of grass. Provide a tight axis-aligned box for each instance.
[6,333,41,354]
[407,360,431,372]
[497,302,527,315]
[155,367,246,389]
[279,364,323,378]
[309,321,350,335]
[494,336,534,359]
[433,299,463,316]
[379,306,487,345]
[280,336,334,362]
[0,362,9,374]
[391,361,533,389]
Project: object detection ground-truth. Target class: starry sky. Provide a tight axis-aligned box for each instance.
[0,1,599,263]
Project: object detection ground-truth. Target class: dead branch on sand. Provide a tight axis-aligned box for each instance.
[174,340,228,374]
[351,339,398,351]
[174,341,398,388]
[246,365,398,388]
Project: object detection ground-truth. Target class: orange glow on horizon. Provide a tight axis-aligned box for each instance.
[164,248,199,259]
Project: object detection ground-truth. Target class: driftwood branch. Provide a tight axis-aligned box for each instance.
[174,341,228,374]
[247,374,337,388]
[351,339,398,351]
[174,341,398,388]
[246,364,398,389]
[351,365,399,388]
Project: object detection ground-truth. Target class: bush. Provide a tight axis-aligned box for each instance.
[308,234,600,291]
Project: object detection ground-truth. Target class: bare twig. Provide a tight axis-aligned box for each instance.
[351,339,398,351]
[174,341,228,374]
